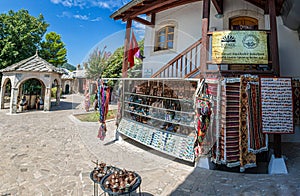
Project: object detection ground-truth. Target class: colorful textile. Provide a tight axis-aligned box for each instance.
[128,32,139,69]
[97,123,107,141]
[239,76,257,172]
[195,83,212,157]
[97,80,110,140]
[221,81,241,167]
[292,79,300,125]
[246,81,268,154]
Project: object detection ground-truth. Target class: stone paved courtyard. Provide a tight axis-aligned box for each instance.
[0,94,300,196]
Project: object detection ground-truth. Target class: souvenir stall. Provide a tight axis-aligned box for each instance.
[196,75,294,172]
[117,78,200,162]
[116,76,295,172]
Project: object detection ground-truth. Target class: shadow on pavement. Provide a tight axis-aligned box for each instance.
[50,100,80,111]
[169,142,300,196]
[123,137,195,167]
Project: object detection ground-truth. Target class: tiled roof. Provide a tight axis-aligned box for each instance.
[73,69,86,78]
[59,68,75,79]
[0,53,63,74]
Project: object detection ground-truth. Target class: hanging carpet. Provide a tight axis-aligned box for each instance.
[246,78,268,154]
[292,79,300,125]
[220,79,241,167]
[239,75,257,172]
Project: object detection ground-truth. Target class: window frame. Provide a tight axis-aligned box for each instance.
[154,25,175,52]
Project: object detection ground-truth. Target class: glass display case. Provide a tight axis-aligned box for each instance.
[117,79,200,162]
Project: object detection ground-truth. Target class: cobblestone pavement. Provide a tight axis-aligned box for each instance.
[0,94,299,196]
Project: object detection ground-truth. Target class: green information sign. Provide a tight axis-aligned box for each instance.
[212,31,268,64]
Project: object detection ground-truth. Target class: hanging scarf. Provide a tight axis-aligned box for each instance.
[97,80,110,140]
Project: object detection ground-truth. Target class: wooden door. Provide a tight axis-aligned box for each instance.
[229,16,259,70]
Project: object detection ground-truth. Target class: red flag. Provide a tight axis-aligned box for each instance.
[128,32,139,69]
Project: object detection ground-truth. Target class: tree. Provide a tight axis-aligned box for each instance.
[61,62,76,71]
[39,32,67,67]
[102,39,144,79]
[101,46,123,79]
[0,9,48,69]
[86,39,144,81]
[86,46,111,79]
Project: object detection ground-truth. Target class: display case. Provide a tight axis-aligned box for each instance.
[117,79,200,162]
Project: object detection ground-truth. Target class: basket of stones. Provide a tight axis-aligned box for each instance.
[90,161,120,184]
[100,169,141,195]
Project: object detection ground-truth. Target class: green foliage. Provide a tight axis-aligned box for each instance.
[102,46,123,79]
[61,62,76,71]
[51,87,62,98]
[22,79,42,95]
[39,32,67,67]
[85,39,144,84]
[0,9,48,69]
[86,46,111,80]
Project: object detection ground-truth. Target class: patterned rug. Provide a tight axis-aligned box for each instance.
[246,79,268,154]
[239,75,257,172]
[219,79,241,167]
[292,79,300,125]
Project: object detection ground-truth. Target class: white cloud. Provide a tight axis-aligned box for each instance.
[50,0,130,10]
[57,11,90,20]
[74,14,89,20]
[57,11,72,18]
[91,17,102,22]
[50,0,86,8]
[50,0,61,4]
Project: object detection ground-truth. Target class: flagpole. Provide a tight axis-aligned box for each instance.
[122,19,132,78]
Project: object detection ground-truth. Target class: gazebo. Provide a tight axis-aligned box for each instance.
[0,53,63,114]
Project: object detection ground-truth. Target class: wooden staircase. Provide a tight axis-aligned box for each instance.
[151,39,202,78]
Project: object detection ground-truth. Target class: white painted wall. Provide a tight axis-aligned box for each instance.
[143,2,203,77]
[143,0,266,77]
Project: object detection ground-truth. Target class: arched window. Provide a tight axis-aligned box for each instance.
[230,16,258,30]
[155,26,174,51]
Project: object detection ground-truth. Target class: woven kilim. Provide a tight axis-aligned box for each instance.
[239,76,256,172]
[292,79,300,125]
[246,81,268,154]
[220,81,241,167]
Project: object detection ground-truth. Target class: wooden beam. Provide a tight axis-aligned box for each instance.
[244,0,265,10]
[145,0,200,15]
[151,13,156,25]
[122,19,132,78]
[269,0,280,76]
[212,0,223,14]
[269,0,281,158]
[127,0,179,19]
[133,16,153,26]
[200,0,210,75]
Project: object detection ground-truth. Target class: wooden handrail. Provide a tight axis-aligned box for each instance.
[151,39,202,78]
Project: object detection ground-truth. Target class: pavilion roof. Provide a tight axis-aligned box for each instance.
[0,53,63,74]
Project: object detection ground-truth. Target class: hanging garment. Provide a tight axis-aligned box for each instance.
[97,80,110,140]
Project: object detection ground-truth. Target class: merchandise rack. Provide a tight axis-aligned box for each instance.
[117,78,200,162]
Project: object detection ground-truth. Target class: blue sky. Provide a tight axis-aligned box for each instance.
[0,0,144,66]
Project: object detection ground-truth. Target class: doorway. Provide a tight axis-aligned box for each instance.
[229,16,259,70]
[65,84,70,94]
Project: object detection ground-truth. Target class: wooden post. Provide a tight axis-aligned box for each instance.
[200,0,210,75]
[122,19,132,78]
[269,0,280,76]
[269,0,281,158]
